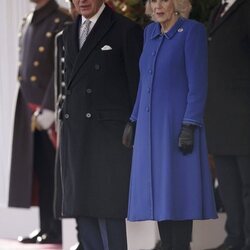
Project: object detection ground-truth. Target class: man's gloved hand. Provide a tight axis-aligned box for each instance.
[122,121,136,148]
[178,124,196,155]
[31,109,55,131]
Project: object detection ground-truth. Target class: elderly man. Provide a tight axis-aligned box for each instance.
[59,0,143,248]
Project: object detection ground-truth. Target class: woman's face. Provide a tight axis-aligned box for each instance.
[150,0,175,25]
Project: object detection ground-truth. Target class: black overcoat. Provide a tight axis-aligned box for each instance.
[205,0,250,155]
[8,0,71,208]
[59,6,143,218]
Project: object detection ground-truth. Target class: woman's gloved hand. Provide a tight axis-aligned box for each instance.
[178,124,196,155]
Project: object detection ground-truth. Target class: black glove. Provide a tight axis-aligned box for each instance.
[122,121,136,148]
[178,124,196,155]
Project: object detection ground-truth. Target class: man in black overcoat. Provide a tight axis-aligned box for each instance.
[59,0,143,248]
[205,0,250,249]
[9,0,71,244]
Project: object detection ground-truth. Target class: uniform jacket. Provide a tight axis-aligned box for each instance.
[59,6,143,218]
[127,18,217,221]
[8,0,71,208]
[205,0,250,155]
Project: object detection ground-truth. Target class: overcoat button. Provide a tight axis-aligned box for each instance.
[94,64,100,70]
[86,88,92,94]
[64,114,69,119]
[62,95,66,100]
[86,113,92,118]
[208,37,212,42]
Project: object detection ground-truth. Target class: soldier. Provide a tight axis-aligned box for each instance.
[8,0,71,244]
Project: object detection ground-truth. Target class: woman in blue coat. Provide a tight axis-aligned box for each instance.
[125,0,217,248]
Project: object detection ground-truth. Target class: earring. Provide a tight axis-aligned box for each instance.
[174,11,180,16]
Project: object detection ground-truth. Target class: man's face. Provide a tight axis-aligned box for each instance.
[72,0,103,18]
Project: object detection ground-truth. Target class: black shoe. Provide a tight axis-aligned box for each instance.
[70,242,84,250]
[17,229,44,243]
[36,233,62,244]
[204,243,241,250]
[152,241,166,250]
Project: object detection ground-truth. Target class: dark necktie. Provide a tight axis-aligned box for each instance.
[213,1,228,24]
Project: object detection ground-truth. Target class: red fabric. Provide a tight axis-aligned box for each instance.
[48,124,57,149]
[28,102,40,112]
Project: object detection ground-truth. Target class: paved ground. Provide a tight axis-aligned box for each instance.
[0,239,62,250]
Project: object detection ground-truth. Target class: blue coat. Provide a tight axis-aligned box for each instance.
[127,18,217,221]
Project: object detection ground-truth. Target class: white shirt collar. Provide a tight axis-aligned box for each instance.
[81,4,105,27]
[223,0,237,8]
[221,0,237,15]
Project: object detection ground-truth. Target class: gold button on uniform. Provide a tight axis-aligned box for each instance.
[38,46,45,52]
[46,32,52,38]
[30,75,37,82]
[33,61,40,67]
[54,18,60,23]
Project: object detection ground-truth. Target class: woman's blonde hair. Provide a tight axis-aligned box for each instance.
[145,0,192,19]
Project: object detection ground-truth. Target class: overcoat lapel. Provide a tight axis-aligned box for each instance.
[68,6,115,88]
[66,15,81,68]
[209,0,246,34]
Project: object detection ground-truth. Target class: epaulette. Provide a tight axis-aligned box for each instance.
[19,12,32,32]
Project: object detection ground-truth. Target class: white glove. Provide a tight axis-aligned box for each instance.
[36,109,55,130]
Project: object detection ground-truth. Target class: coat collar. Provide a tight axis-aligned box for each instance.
[31,0,58,24]
[150,17,185,40]
[208,0,246,34]
[68,5,115,88]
